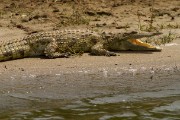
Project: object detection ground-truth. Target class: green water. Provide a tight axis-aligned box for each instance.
[1,95,180,120]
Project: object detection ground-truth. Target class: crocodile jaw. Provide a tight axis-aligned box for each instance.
[128,39,162,51]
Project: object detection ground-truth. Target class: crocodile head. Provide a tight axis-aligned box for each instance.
[107,31,162,51]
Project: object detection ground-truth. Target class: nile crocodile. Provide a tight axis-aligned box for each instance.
[0,29,161,61]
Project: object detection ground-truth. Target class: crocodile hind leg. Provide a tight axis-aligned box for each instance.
[44,39,70,58]
[91,42,116,56]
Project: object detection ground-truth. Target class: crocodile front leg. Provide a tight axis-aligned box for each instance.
[91,42,116,56]
[44,38,70,58]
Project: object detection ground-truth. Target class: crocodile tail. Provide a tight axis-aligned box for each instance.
[0,40,30,62]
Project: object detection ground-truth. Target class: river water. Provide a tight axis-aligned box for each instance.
[0,67,180,120]
[1,91,180,119]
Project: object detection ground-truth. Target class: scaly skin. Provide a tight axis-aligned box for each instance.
[0,29,162,61]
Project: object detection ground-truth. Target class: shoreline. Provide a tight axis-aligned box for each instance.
[0,42,179,98]
[0,29,180,113]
